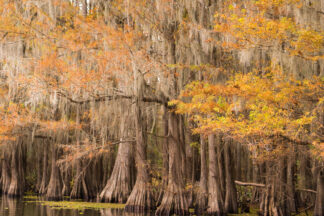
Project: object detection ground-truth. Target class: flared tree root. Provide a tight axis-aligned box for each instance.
[124,181,154,213]
[155,182,189,216]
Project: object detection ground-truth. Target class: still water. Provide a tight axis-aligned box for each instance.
[0,196,150,216]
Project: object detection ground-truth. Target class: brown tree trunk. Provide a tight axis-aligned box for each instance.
[207,134,224,215]
[314,168,324,216]
[100,106,133,203]
[236,144,241,181]
[86,159,100,198]
[179,116,187,182]
[252,163,261,203]
[70,159,96,200]
[70,160,84,199]
[46,142,63,200]
[260,160,291,216]
[39,140,49,195]
[286,147,297,213]
[224,139,238,214]
[216,137,225,201]
[1,151,11,194]
[156,106,169,206]
[7,139,24,197]
[61,166,71,196]
[36,139,43,193]
[100,135,132,203]
[155,113,189,215]
[70,105,95,200]
[298,147,313,207]
[125,74,153,212]
[196,135,208,213]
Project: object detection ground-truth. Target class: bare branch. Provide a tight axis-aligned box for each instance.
[234,180,266,188]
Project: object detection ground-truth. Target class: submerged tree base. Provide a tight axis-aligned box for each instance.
[155,183,190,216]
[124,181,154,213]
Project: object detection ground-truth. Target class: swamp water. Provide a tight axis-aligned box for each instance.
[0,196,151,216]
[0,196,261,216]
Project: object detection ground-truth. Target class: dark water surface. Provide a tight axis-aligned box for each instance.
[0,196,150,216]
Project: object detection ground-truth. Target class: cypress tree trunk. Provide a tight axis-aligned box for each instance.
[207,134,224,215]
[39,140,49,195]
[224,139,238,214]
[70,159,83,198]
[36,139,43,193]
[286,147,297,213]
[125,74,153,213]
[236,144,241,181]
[157,106,169,206]
[314,168,324,216]
[196,135,208,213]
[252,163,261,203]
[100,136,132,203]
[70,105,95,200]
[156,31,188,215]
[1,150,11,194]
[70,159,94,200]
[155,113,189,215]
[216,137,225,201]
[46,142,62,200]
[100,108,133,203]
[260,160,292,216]
[61,166,71,196]
[298,147,313,207]
[7,139,24,197]
[86,159,100,198]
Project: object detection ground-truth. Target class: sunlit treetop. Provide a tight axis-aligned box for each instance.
[171,67,324,160]
[214,0,324,60]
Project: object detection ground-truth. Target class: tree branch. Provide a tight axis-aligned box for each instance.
[234,180,265,188]
[57,92,168,106]
[296,188,317,194]
[234,180,317,194]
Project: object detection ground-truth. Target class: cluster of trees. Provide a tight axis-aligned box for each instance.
[0,0,323,215]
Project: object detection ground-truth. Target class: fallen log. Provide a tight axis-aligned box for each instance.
[234,180,265,188]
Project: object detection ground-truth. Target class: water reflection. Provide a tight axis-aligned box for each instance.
[100,209,154,216]
[0,196,153,216]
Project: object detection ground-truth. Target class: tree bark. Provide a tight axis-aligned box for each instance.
[155,113,189,215]
[224,139,238,214]
[100,131,133,202]
[260,160,292,216]
[314,168,324,216]
[207,134,224,215]
[1,151,11,194]
[125,73,153,212]
[251,163,262,203]
[70,105,95,200]
[216,137,225,201]
[36,139,43,193]
[100,107,133,203]
[70,158,96,200]
[157,106,169,206]
[46,142,63,200]
[61,166,71,196]
[196,135,208,213]
[7,139,25,197]
[39,140,49,195]
[298,147,313,207]
[286,147,297,213]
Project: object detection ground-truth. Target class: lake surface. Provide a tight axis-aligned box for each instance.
[0,196,150,216]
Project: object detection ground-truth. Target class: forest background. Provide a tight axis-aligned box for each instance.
[0,0,323,215]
